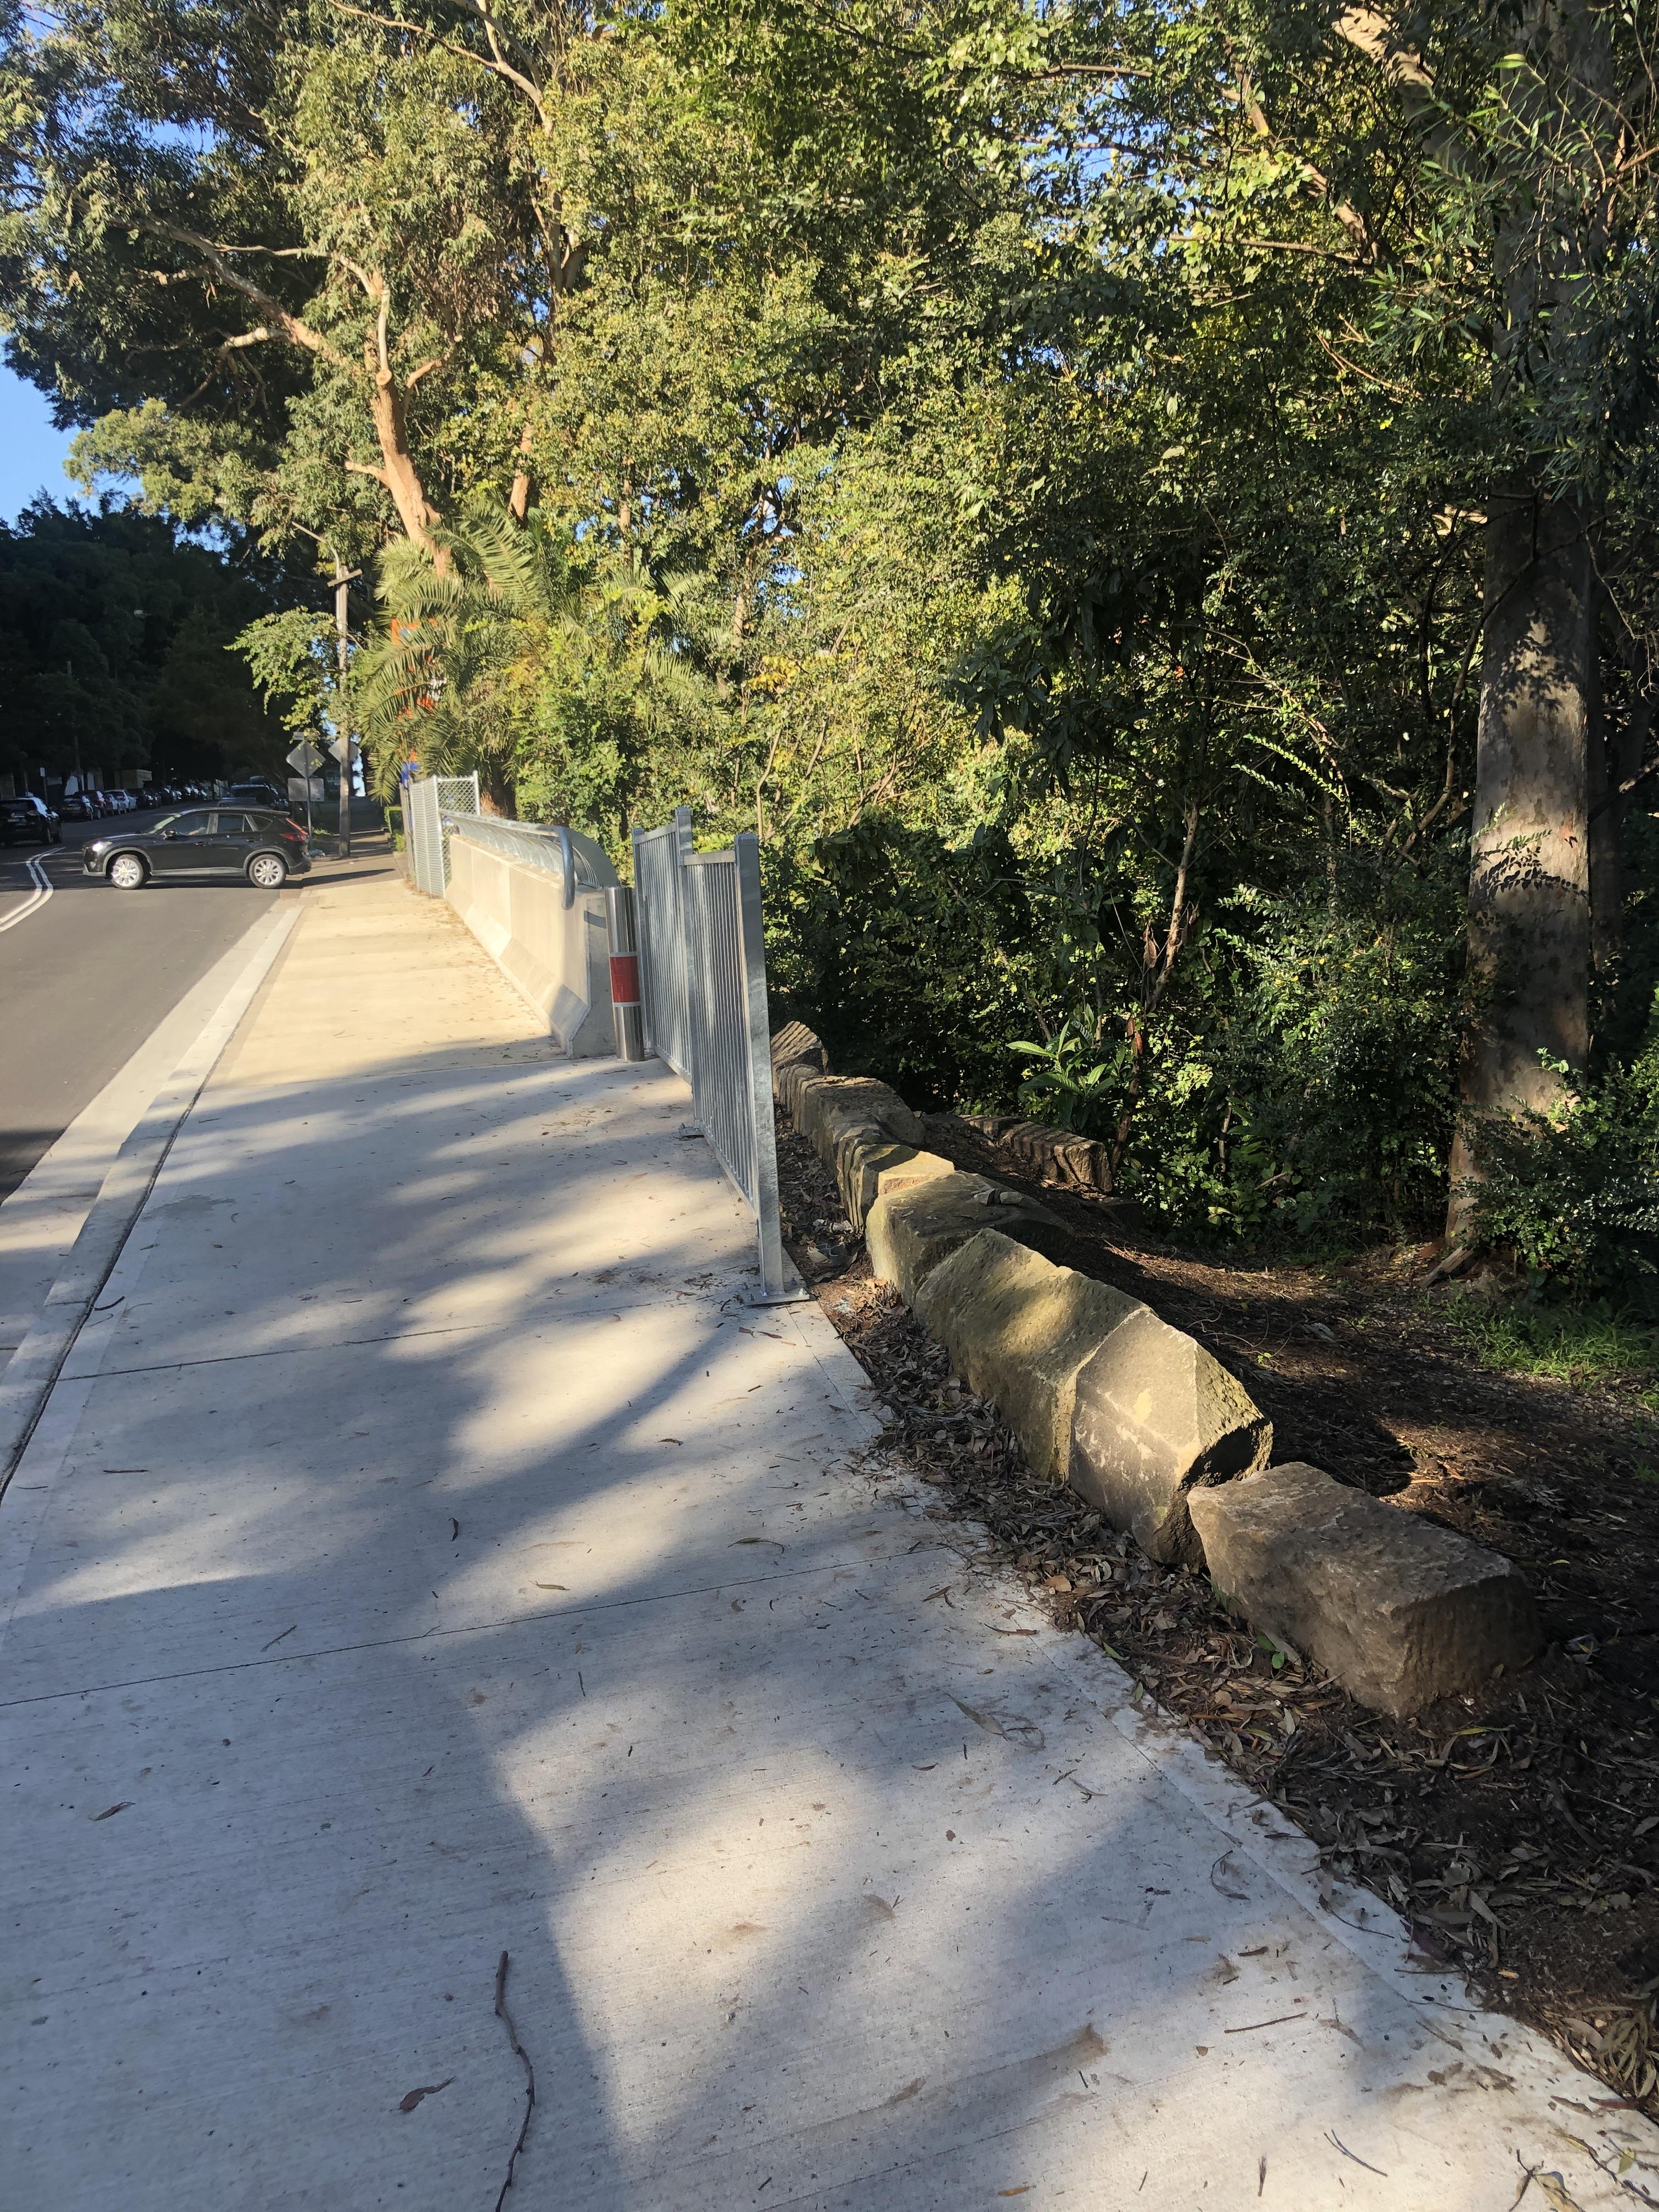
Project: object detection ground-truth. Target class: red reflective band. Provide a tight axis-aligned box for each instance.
[608,953,641,1006]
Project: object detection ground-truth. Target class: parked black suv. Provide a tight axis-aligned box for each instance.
[83,806,310,889]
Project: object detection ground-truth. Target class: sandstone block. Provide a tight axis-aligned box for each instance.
[998,1120,1110,1192]
[770,1021,827,1092]
[781,1065,832,1128]
[1188,1462,1542,1717]
[955,1113,1020,1140]
[1068,1312,1272,1565]
[833,1132,955,1232]
[804,1075,926,1163]
[866,1177,1063,1305]
[915,1231,1143,1483]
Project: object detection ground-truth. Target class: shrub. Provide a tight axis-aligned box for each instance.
[1464,1014,1659,1307]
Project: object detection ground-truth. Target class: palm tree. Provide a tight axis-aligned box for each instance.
[358,496,577,816]
[360,496,712,828]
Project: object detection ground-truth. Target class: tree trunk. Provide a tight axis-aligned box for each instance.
[1443,0,1612,1241]
[366,367,449,571]
[508,421,535,523]
[1446,486,1593,1232]
[478,769,515,819]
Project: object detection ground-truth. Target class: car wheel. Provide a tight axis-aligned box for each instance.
[108,851,148,890]
[247,851,287,889]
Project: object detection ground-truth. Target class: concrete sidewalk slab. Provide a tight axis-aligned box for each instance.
[1,868,1651,2210]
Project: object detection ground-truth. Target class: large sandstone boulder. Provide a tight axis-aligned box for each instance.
[866,1177,1063,1304]
[914,1231,1143,1482]
[1188,1462,1542,1716]
[1068,1313,1272,1566]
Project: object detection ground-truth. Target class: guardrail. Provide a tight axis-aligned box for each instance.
[633,808,798,1304]
[444,812,594,904]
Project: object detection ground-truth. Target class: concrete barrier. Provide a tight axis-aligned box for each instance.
[445,823,618,1056]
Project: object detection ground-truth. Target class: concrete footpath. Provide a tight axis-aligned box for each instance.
[1,855,1651,2209]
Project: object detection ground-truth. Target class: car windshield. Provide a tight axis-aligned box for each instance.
[151,812,186,833]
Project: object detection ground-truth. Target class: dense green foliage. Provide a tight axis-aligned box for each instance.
[0,500,294,788]
[4,0,1656,1283]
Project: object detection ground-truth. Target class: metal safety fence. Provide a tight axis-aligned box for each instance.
[404,774,480,895]
[631,807,694,1080]
[633,808,796,1303]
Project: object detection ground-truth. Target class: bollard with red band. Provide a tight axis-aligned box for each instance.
[604,886,648,1061]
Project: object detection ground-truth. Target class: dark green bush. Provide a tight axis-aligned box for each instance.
[1464,1012,1659,1307]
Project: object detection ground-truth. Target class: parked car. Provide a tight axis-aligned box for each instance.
[83,805,311,889]
[228,780,285,809]
[0,794,63,845]
[57,793,95,821]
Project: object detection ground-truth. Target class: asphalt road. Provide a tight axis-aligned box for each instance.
[0,815,280,1200]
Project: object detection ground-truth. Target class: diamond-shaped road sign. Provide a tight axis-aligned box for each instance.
[286,741,325,777]
[328,734,361,768]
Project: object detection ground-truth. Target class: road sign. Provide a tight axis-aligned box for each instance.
[287,741,325,777]
[328,735,360,768]
[288,776,325,806]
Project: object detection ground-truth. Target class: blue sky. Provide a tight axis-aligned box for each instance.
[0,363,84,523]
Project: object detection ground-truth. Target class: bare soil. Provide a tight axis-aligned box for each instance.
[776,1110,1659,2115]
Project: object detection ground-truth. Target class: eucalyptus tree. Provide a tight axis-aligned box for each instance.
[1061,0,1659,1227]
[0,0,578,562]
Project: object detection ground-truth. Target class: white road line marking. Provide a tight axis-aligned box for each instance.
[0,853,56,934]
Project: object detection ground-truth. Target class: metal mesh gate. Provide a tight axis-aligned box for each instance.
[404,774,481,895]
[633,810,795,1302]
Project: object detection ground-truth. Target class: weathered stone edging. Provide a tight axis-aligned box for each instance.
[770,1023,1542,1712]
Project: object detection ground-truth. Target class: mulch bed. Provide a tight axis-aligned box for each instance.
[775,1110,1659,2115]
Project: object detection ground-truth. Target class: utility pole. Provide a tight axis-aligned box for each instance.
[333,561,362,859]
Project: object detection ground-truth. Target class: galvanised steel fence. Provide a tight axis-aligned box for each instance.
[633,808,796,1303]
[404,774,480,895]
[631,807,694,1081]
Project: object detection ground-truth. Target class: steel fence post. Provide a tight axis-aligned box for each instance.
[732,831,789,1300]
[672,805,702,1119]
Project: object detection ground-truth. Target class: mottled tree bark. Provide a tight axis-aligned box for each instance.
[1446,490,1593,1229]
[1441,0,1612,1240]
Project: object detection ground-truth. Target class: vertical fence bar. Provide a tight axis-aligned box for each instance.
[732,831,789,1300]
[671,805,698,1107]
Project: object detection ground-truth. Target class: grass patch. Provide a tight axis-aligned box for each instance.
[1439,1295,1659,1410]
